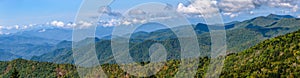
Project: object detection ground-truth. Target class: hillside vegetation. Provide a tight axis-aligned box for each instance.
[31,14,300,64]
[2,28,300,77]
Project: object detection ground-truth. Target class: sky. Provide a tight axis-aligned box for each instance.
[0,0,300,28]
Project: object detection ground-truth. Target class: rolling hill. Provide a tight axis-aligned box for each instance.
[0,35,59,60]
[32,14,300,64]
[1,25,300,77]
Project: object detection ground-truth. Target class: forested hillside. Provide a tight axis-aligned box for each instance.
[221,27,300,77]
[31,14,300,64]
[0,59,78,78]
[2,28,300,77]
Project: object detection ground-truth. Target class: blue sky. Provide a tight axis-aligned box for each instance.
[0,0,81,25]
[0,0,185,26]
[0,0,300,26]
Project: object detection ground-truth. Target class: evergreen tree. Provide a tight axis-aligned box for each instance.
[10,68,20,78]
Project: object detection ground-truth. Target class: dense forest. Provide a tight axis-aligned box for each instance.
[1,27,300,77]
[0,59,78,78]
[31,14,300,65]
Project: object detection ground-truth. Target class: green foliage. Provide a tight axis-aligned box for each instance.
[10,68,19,78]
[221,29,300,77]
[0,59,79,78]
[32,14,300,65]
[2,14,300,77]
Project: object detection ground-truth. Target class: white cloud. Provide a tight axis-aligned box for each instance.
[128,9,146,16]
[0,31,9,35]
[0,26,3,30]
[22,25,28,29]
[100,19,122,27]
[177,0,219,17]
[177,3,199,14]
[96,4,178,27]
[229,14,238,18]
[223,12,239,18]
[122,21,131,25]
[219,0,255,13]
[15,25,19,29]
[250,11,254,15]
[51,20,65,27]
[98,6,122,17]
[98,17,149,27]
[29,24,35,27]
[77,21,93,28]
[6,26,13,30]
[177,0,300,17]
[0,26,2,35]
[223,0,299,15]
[292,5,298,12]
[66,22,76,28]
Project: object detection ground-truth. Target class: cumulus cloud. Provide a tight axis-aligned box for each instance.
[226,0,299,12]
[29,24,36,27]
[15,25,19,29]
[219,0,255,13]
[97,4,176,27]
[128,9,147,19]
[0,26,3,35]
[122,20,131,25]
[177,0,219,17]
[177,3,199,14]
[5,26,13,30]
[22,25,28,29]
[254,0,299,9]
[99,19,121,27]
[51,20,65,27]
[0,26,3,30]
[223,12,239,18]
[98,6,122,17]
[250,11,254,15]
[177,0,300,18]
[96,6,151,27]
[127,5,178,21]
[49,21,77,28]
[66,22,76,28]
[77,21,93,28]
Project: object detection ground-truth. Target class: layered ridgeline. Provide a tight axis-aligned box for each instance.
[0,22,169,61]
[32,14,300,64]
[1,24,300,77]
[0,24,114,61]
[0,14,298,61]
[0,35,59,60]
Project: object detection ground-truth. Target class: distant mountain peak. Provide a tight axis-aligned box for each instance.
[81,37,100,42]
[266,14,294,19]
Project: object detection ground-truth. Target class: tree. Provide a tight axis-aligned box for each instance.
[10,68,20,78]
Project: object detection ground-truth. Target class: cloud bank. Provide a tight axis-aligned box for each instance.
[177,0,300,18]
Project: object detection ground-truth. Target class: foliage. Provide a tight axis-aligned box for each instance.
[2,14,300,77]
[0,59,79,78]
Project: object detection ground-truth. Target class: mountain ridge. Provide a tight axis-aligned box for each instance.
[2,26,300,77]
[31,14,300,64]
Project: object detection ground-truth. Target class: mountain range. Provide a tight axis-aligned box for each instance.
[0,22,168,61]
[30,14,300,64]
[1,14,300,77]
[0,14,298,62]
